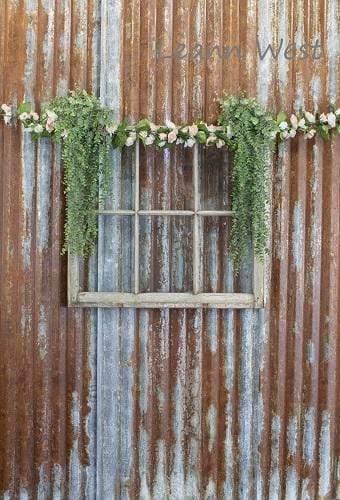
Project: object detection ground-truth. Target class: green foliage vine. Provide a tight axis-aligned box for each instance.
[219,96,276,268]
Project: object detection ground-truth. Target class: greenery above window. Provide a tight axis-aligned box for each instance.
[1,90,339,265]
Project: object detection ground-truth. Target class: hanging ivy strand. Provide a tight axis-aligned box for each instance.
[219,96,276,267]
[1,90,339,262]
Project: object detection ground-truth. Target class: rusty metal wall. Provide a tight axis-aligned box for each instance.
[0,1,339,499]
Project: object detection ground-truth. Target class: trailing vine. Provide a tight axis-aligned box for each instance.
[218,96,276,267]
[1,90,339,265]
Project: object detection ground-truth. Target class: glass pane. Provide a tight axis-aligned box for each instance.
[101,147,135,210]
[139,215,193,292]
[200,216,253,293]
[139,146,194,210]
[97,215,134,292]
[199,146,231,210]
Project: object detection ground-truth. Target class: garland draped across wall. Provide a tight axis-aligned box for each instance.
[1,90,339,267]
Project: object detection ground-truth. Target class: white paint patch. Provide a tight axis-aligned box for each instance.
[206,310,218,353]
[318,411,332,497]
[152,440,169,499]
[269,415,281,499]
[37,463,50,500]
[206,404,217,453]
[19,488,29,500]
[38,305,48,360]
[285,466,298,499]
[204,478,216,500]
[51,464,63,500]
[292,201,304,271]
[69,392,81,499]
[307,340,315,365]
[303,407,316,465]
[327,0,338,101]
[287,415,298,455]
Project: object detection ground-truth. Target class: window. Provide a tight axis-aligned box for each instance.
[68,142,264,308]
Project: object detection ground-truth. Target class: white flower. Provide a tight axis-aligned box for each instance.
[305,129,316,139]
[207,124,217,133]
[45,117,56,133]
[165,120,176,129]
[139,130,148,139]
[158,141,166,147]
[4,115,11,125]
[281,131,289,139]
[46,110,58,121]
[184,138,196,148]
[335,108,340,117]
[106,124,117,135]
[144,134,155,145]
[290,114,298,129]
[289,129,297,138]
[279,121,288,130]
[188,124,198,137]
[31,112,39,121]
[176,137,184,144]
[206,134,217,145]
[226,125,233,138]
[216,139,225,148]
[19,112,29,121]
[305,111,315,123]
[150,122,158,132]
[126,132,136,146]
[158,132,167,141]
[61,129,68,139]
[1,104,11,115]
[167,130,177,143]
[180,126,188,134]
[34,124,44,133]
[326,112,336,128]
[319,113,328,123]
[298,118,306,128]
[270,131,277,139]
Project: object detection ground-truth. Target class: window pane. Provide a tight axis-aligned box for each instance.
[139,215,193,292]
[139,146,194,210]
[97,215,135,292]
[199,146,231,210]
[201,217,253,293]
[101,147,135,210]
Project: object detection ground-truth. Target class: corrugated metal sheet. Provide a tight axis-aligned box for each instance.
[0,0,339,499]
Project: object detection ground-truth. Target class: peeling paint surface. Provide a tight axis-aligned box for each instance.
[0,1,339,499]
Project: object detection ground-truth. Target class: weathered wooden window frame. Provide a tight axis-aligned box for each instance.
[68,142,265,308]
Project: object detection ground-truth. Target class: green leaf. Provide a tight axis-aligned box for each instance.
[136,118,150,131]
[276,111,287,124]
[18,102,32,114]
[196,130,207,143]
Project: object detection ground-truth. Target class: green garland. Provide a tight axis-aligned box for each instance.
[1,90,339,264]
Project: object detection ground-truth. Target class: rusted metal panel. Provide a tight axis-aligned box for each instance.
[0,1,339,499]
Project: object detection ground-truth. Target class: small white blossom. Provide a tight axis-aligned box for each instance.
[158,132,167,141]
[279,121,288,130]
[188,124,198,137]
[34,124,44,134]
[61,130,68,139]
[139,130,148,139]
[226,125,233,138]
[207,124,217,133]
[19,112,29,121]
[150,122,158,132]
[168,130,177,143]
[2,104,12,126]
[206,135,217,145]
[289,129,297,138]
[31,112,39,121]
[216,139,225,148]
[281,131,289,139]
[106,124,118,135]
[298,118,306,128]
[165,120,176,129]
[176,137,184,144]
[46,117,56,133]
[46,110,58,121]
[290,114,298,129]
[335,108,340,117]
[144,134,155,145]
[304,111,315,123]
[158,141,166,148]
[184,138,196,148]
[305,129,316,139]
[319,113,327,123]
[326,112,336,128]
[126,132,137,146]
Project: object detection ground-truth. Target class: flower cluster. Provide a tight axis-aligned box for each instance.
[276,108,340,141]
[2,97,338,148]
